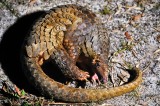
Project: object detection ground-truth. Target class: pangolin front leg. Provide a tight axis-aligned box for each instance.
[50,46,90,81]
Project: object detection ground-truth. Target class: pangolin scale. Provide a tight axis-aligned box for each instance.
[21,4,142,102]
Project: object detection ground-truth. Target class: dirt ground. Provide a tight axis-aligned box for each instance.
[0,0,160,105]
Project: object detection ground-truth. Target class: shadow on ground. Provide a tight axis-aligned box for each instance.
[0,11,46,96]
[0,10,88,98]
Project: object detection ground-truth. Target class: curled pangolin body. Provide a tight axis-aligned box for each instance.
[22,4,142,102]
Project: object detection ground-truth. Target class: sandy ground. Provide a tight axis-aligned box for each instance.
[0,0,160,105]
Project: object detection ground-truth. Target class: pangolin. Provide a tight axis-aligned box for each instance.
[21,4,142,102]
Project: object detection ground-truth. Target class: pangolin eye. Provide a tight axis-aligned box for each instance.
[95,62,100,67]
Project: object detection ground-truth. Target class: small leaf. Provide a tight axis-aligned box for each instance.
[156,35,160,43]
[124,31,132,40]
[21,89,26,96]
[29,0,37,6]
[132,14,144,21]
[21,101,30,106]
[15,85,21,96]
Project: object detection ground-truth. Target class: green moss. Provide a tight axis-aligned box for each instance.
[154,3,160,10]
[100,6,112,15]
[0,0,19,17]
[21,101,31,106]
[113,41,135,56]
[121,41,134,51]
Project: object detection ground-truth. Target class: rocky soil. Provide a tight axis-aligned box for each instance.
[0,0,160,105]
